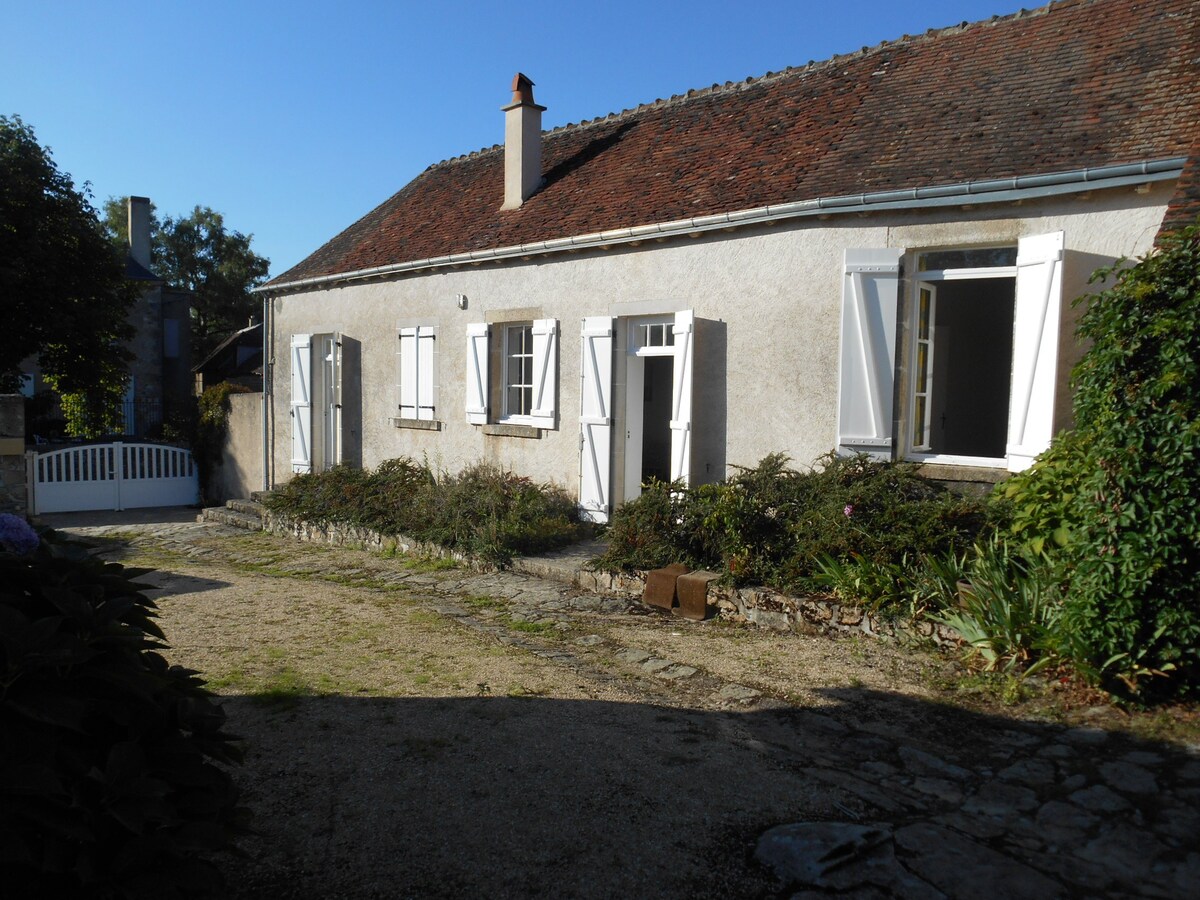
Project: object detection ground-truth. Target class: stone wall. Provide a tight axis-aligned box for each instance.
[264,508,964,648]
[0,395,27,515]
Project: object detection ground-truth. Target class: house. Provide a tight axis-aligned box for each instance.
[257,0,1200,521]
[23,196,193,439]
[193,322,263,396]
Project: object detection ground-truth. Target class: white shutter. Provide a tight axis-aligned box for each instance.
[465,323,489,424]
[290,334,312,473]
[417,327,436,420]
[837,248,902,458]
[529,318,558,428]
[669,309,694,485]
[579,316,613,522]
[398,328,418,418]
[1006,230,1065,472]
[330,333,343,466]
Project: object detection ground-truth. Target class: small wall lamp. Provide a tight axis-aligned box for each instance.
[456,294,468,310]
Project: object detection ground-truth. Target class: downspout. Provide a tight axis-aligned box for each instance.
[261,292,270,492]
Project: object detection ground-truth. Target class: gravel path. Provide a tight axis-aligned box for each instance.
[47,513,1200,898]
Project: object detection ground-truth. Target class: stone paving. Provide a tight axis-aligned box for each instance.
[39,509,1200,899]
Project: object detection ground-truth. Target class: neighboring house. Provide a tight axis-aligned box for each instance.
[258,0,1200,522]
[22,196,193,439]
[193,322,263,395]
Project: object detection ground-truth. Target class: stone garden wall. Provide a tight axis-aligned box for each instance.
[264,510,963,648]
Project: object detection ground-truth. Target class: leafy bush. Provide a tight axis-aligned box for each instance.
[265,458,589,566]
[593,453,1000,605]
[1056,225,1200,697]
[0,517,248,897]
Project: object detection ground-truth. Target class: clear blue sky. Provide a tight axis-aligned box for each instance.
[4,0,1029,277]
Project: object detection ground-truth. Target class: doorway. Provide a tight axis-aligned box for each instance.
[622,317,677,501]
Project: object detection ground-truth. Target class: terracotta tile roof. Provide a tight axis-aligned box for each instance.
[271,0,1200,286]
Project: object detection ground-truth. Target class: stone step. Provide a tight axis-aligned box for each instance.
[226,498,266,517]
[250,490,276,504]
[200,507,264,531]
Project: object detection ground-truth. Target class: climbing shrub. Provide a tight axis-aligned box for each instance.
[0,517,249,897]
[265,458,589,566]
[1057,225,1200,697]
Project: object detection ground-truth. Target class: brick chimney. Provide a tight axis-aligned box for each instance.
[128,196,152,269]
[501,73,546,210]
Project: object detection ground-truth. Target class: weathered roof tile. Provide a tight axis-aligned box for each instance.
[271,0,1199,285]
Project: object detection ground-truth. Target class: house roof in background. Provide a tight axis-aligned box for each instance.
[270,0,1200,288]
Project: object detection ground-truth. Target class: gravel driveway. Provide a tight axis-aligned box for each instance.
[49,514,1200,899]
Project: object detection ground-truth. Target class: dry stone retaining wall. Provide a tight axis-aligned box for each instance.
[264,509,964,648]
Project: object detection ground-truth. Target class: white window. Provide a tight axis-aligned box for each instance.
[837,232,1064,473]
[503,323,535,419]
[398,325,437,421]
[464,318,557,429]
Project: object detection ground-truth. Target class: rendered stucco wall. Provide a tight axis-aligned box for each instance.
[266,183,1172,502]
[210,392,263,504]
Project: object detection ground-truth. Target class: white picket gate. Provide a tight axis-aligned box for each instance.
[28,442,200,514]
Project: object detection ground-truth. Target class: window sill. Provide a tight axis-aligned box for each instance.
[481,423,541,439]
[914,461,1009,484]
[391,417,441,432]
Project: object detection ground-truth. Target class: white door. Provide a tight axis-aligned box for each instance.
[1006,231,1065,471]
[836,248,903,458]
[290,334,312,474]
[320,333,342,470]
[579,316,613,522]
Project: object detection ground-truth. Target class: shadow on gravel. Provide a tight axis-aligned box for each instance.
[216,688,1198,900]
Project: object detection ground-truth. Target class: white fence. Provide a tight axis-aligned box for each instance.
[28,442,199,514]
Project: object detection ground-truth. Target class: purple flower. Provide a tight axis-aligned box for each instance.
[843,505,854,518]
[0,513,39,556]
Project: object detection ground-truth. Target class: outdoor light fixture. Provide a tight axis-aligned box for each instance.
[456,294,468,310]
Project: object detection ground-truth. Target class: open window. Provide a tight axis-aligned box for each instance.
[837,232,1064,472]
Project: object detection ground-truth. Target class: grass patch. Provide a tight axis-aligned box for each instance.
[507,619,556,635]
[464,595,506,612]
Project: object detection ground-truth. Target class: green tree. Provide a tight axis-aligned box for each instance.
[102,199,270,360]
[0,115,135,426]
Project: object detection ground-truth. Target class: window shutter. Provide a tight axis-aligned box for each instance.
[529,317,558,428]
[669,309,694,485]
[330,333,343,466]
[579,316,613,522]
[1006,231,1065,472]
[290,334,312,473]
[465,323,489,424]
[416,327,436,420]
[398,328,418,418]
[837,248,902,458]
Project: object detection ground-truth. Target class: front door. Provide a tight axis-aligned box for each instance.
[578,310,694,522]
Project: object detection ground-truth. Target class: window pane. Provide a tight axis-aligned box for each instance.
[913,396,926,445]
[918,247,1017,270]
